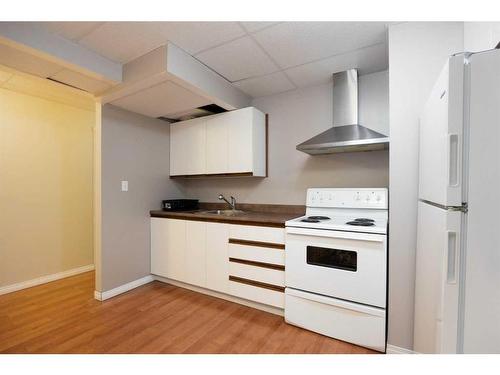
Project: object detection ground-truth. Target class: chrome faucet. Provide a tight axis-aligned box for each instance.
[218,194,236,210]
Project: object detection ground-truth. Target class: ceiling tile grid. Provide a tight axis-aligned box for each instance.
[34,21,390,98]
[195,35,281,82]
[233,71,295,98]
[285,43,389,88]
[252,21,388,69]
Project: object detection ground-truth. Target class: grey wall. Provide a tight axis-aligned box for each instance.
[388,22,464,350]
[101,105,182,292]
[175,70,390,204]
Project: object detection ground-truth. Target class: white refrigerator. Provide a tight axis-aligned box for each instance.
[414,48,500,354]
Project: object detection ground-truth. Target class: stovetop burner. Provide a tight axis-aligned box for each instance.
[346,220,375,226]
[301,218,321,223]
[307,216,330,220]
[353,218,375,223]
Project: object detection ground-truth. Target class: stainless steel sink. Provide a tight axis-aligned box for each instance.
[201,209,245,216]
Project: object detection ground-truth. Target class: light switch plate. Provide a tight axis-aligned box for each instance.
[121,180,128,192]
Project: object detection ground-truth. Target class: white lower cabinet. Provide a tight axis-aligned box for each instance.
[229,280,285,309]
[185,221,207,287]
[151,217,186,281]
[151,218,285,309]
[206,222,229,293]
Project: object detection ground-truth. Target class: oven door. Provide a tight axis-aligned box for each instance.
[285,226,387,307]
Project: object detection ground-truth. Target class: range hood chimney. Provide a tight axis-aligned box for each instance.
[296,69,389,154]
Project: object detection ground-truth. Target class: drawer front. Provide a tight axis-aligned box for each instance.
[229,279,284,308]
[285,288,386,352]
[229,260,285,287]
[228,243,285,265]
[229,224,285,244]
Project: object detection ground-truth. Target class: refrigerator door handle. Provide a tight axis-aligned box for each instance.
[446,230,458,284]
[447,133,460,187]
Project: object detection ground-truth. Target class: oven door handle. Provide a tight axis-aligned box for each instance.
[286,226,386,242]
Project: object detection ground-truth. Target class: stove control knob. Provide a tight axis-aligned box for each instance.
[354,194,360,201]
[366,195,371,201]
[376,195,381,202]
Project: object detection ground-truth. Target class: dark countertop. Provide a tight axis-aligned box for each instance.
[150,203,305,228]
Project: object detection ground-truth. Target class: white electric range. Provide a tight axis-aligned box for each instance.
[284,188,388,352]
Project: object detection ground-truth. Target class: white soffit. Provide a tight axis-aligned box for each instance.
[195,36,279,82]
[0,42,114,94]
[32,21,106,41]
[233,71,295,98]
[110,80,210,118]
[252,22,387,69]
[0,22,121,83]
[0,65,95,111]
[285,43,388,88]
[101,43,251,116]
[0,43,63,78]
[49,69,113,94]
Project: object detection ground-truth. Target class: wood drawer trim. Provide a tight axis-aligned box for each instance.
[229,257,285,271]
[229,275,285,293]
[228,238,285,250]
[170,172,254,179]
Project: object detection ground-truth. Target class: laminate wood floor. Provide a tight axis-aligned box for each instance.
[0,272,377,354]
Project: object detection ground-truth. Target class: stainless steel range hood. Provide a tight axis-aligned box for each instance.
[296,69,389,154]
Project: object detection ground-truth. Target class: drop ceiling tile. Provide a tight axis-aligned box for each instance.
[78,22,246,63]
[195,36,279,82]
[233,71,295,98]
[152,22,246,54]
[79,22,167,63]
[253,22,388,69]
[34,22,105,41]
[285,43,388,88]
[239,22,279,33]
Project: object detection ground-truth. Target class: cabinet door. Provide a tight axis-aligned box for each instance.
[206,222,229,293]
[205,114,228,174]
[166,219,187,281]
[151,218,169,277]
[227,108,253,173]
[170,117,206,176]
[185,221,207,287]
[151,218,186,281]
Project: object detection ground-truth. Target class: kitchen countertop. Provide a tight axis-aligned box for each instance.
[150,202,305,228]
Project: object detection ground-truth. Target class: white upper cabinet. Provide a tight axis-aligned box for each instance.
[205,113,229,174]
[170,107,267,177]
[170,117,206,176]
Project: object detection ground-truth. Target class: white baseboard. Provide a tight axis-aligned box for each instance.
[386,344,417,354]
[94,275,154,301]
[153,276,284,316]
[0,264,95,295]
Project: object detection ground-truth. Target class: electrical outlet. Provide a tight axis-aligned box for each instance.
[121,180,128,192]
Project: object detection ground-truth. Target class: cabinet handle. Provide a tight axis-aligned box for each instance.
[228,238,285,249]
[229,257,285,271]
[229,275,284,292]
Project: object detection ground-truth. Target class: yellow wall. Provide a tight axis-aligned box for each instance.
[0,68,95,288]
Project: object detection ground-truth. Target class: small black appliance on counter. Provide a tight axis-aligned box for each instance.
[162,199,199,211]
